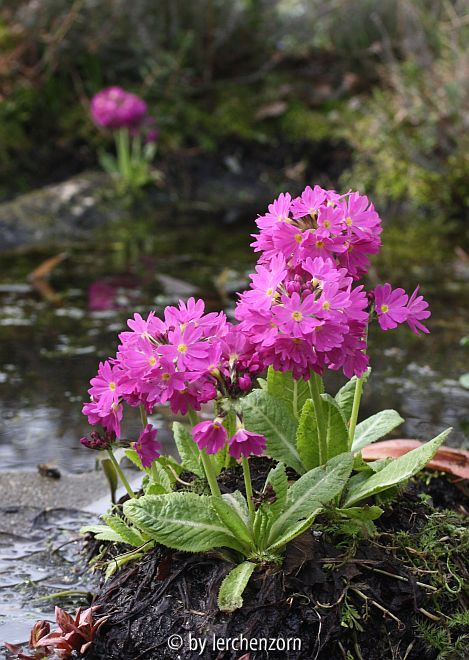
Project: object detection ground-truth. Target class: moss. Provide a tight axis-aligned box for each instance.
[280,100,337,143]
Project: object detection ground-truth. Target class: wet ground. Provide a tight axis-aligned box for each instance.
[0,197,468,654]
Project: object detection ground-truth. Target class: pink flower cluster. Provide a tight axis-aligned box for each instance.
[235,185,430,379]
[90,86,158,142]
[81,184,431,448]
[82,299,261,437]
[251,187,382,280]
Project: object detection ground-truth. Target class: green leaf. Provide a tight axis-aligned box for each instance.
[344,428,452,507]
[105,550,145,580]
[101,458,118,503]
[296,399,320,470]
[264,462,288,517]
[80,524,125,543]
[321,394,349,459]
[222,491,250,528]
[352,410,404,452]
[144,483,168,495]
[335,369,371,422]
[149,461,173,493]
[173,422,204,477]
[267,453,354,547]
[123,492,246,553]
[266,367,310,418]
[102,514,147,547]
[241,389,303,474]
[267,509,323,552]
[218,562,256,612]
[125,448,144,471]
[211,498,254,550]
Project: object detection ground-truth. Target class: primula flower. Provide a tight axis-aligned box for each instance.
[273,292,320,338]
[134,424,161,467]
[229,429,266,460]
[90,86,147,129]
[406,286,431,335]
[88,360,122,415]
[192,420,228,454]
[374,284,409,330]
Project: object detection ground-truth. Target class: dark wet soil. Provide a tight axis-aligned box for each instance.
[85,462,469,660]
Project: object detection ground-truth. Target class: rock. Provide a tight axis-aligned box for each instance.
[0,171,122,253]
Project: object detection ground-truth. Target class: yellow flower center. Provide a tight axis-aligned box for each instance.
[323,220,330,228]
[345,216,353,226]
[322,301,331,311]
[162,373,171,381]
[316,240,325,248]
[292,311,303,321]
[213,423,221,429]
[177,343,188,353]
[148,356,157,366]
[294,233,303,244]
[380,304,389,313]
[266,287,274,296]
[109,382,116,391]
[312,277,319,287]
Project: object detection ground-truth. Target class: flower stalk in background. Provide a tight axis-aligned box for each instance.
[90,86,160,194]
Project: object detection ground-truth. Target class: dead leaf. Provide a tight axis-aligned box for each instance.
[361,440,469,479]
[28,253,68,281]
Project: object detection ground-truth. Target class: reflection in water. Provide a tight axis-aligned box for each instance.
[0,210,468,474]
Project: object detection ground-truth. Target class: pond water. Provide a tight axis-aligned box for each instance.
[1,207,468,476]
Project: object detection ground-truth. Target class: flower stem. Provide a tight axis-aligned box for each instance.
[309,373,327,464]
[200,451,222,497]
[139,405,148,429]
[187,407,199,428]
[242,457,255,520]
[348,375,364,449]
[107,448,136,499]
[116,127,130,182]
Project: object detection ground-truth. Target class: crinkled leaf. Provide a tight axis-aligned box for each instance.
[123,492,245,553]
[320,393,349,459]
[267,452,353,546]
[267,508,323,552]
[80,525,126,544]
[173,422,204,477]
[222,491,250,528]
[101,514,147,547]
[211,498,254,550]
[352,410,404,452]
[264,462,288,517]
[344,429,451,507]
[218,561,256,612]
[241,389,303,474]
[267,367,311,418]
[149,461,173,493]
[296,399,320,470]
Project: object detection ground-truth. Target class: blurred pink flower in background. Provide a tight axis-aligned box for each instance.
[90,86,148,129]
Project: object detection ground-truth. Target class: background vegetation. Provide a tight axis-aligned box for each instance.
[0,0,467,245]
